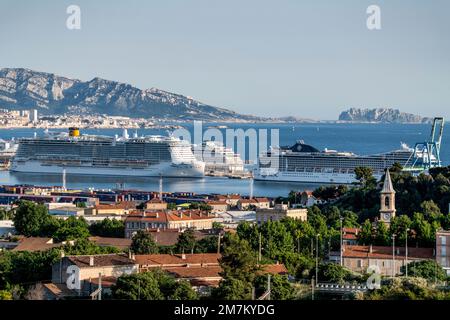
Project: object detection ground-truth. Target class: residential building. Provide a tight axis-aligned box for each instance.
[436,230,450,275]
[300,191,326,207]
[124,210,214,238]
[256,204,307,225]
[51,253,138,296]
[145,198,168,211]
[237,197,270,210]
[330,245,434,276]
[206,201,229,213]
[343,227,360,245]
[84,201,136,216]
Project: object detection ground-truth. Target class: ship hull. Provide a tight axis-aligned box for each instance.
[10,160,205,178]
[255,170,382,184]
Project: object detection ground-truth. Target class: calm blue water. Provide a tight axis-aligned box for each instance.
[0,122,448,197]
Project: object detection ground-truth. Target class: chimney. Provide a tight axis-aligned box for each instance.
[396,248,400,255]
[369,244,373,253]
[156,212,159,218]
[128,250,132,259]
[89,256,94,267]
[131,253,135,261]
[180,212,183,218]
[181,253,186,260]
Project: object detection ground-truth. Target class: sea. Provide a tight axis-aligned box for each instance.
[0,122,448,198]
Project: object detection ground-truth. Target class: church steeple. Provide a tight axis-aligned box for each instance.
[379,169,396,225]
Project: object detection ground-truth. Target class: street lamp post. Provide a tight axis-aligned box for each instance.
[405,228,409,278]
[316,234,320,283]
[392,234,396,278]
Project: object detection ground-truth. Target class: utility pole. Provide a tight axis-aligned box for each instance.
[98,272,102,301]
[316,234,320,283]
[311,276,315,300]
[217,233,221,254]
[62,168,66,190]
[258,233,262,263]
[405,228,409,278]
[392,234,396,278]
[159,174,163,200]
[267,274,271,300]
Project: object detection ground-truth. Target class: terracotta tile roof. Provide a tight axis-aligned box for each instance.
[342,245,434,260]
[147,198,165,204]
[125,210,213,223]
[43,283,76,298]
[207,201,228,206]
[87,276,118,288]
[239,199,258,204]
[164,266,222,279]
[148,229,210,246]
[255,198,270,203]
[135,253,220,267]
[95,201,136,210]
[13,237,62,252]
[67,254,137,268]
[88,237,132,250]
[190,279,221,287]
[259,263,288,275]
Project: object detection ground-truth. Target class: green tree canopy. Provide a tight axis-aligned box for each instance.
[131,230,158,254]
[89,218,125,238]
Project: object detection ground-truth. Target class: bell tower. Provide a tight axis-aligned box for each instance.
[379,169,396,225]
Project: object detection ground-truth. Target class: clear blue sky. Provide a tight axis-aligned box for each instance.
[0,0,449,119]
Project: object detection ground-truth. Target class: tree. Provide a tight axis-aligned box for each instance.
[112,269,197,300]
[254,274,294,300]
[259,221,294,260]
[374,222,390,246]
[12,201,54,237]
[176,229,196,253]
[358,219,374,245]
[212,277,252,300]
[420,200,442,222]
[213,233,260,299]
[112,272,163,300]
[359,277,450,300]
[354,167,376,188]
[52,216,90,242]
[61,238,119,255]
[317,263,353,284]
[400,260,447,282]
[0,290,12,300]
[89,218,125,238]
[219,234,259,282]
[131,230,158,254]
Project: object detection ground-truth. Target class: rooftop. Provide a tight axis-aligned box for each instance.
[67,254,137,268]
[341,245,434,260]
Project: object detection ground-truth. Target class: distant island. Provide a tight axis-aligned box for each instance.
[338,108,433,124]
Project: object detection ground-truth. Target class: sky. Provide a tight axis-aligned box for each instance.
[0,0,449,120]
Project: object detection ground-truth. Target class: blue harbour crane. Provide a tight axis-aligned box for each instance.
[404,117,445,172]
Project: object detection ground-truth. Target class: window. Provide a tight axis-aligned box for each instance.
[385,196,390,207]
[441,236,447,246]
[357,259,362,268]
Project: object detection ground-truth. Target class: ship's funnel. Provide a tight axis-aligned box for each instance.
[69,127,80,137]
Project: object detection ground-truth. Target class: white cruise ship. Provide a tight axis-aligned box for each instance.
[255,141,418,184]
[10,128,205,177]
[194,140,245,175]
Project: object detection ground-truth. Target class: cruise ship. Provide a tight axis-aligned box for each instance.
[194,140,245,175]
[10,128,205,177]
[255,141,419,184]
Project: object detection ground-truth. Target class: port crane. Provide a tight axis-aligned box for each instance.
[404,117,445,172]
